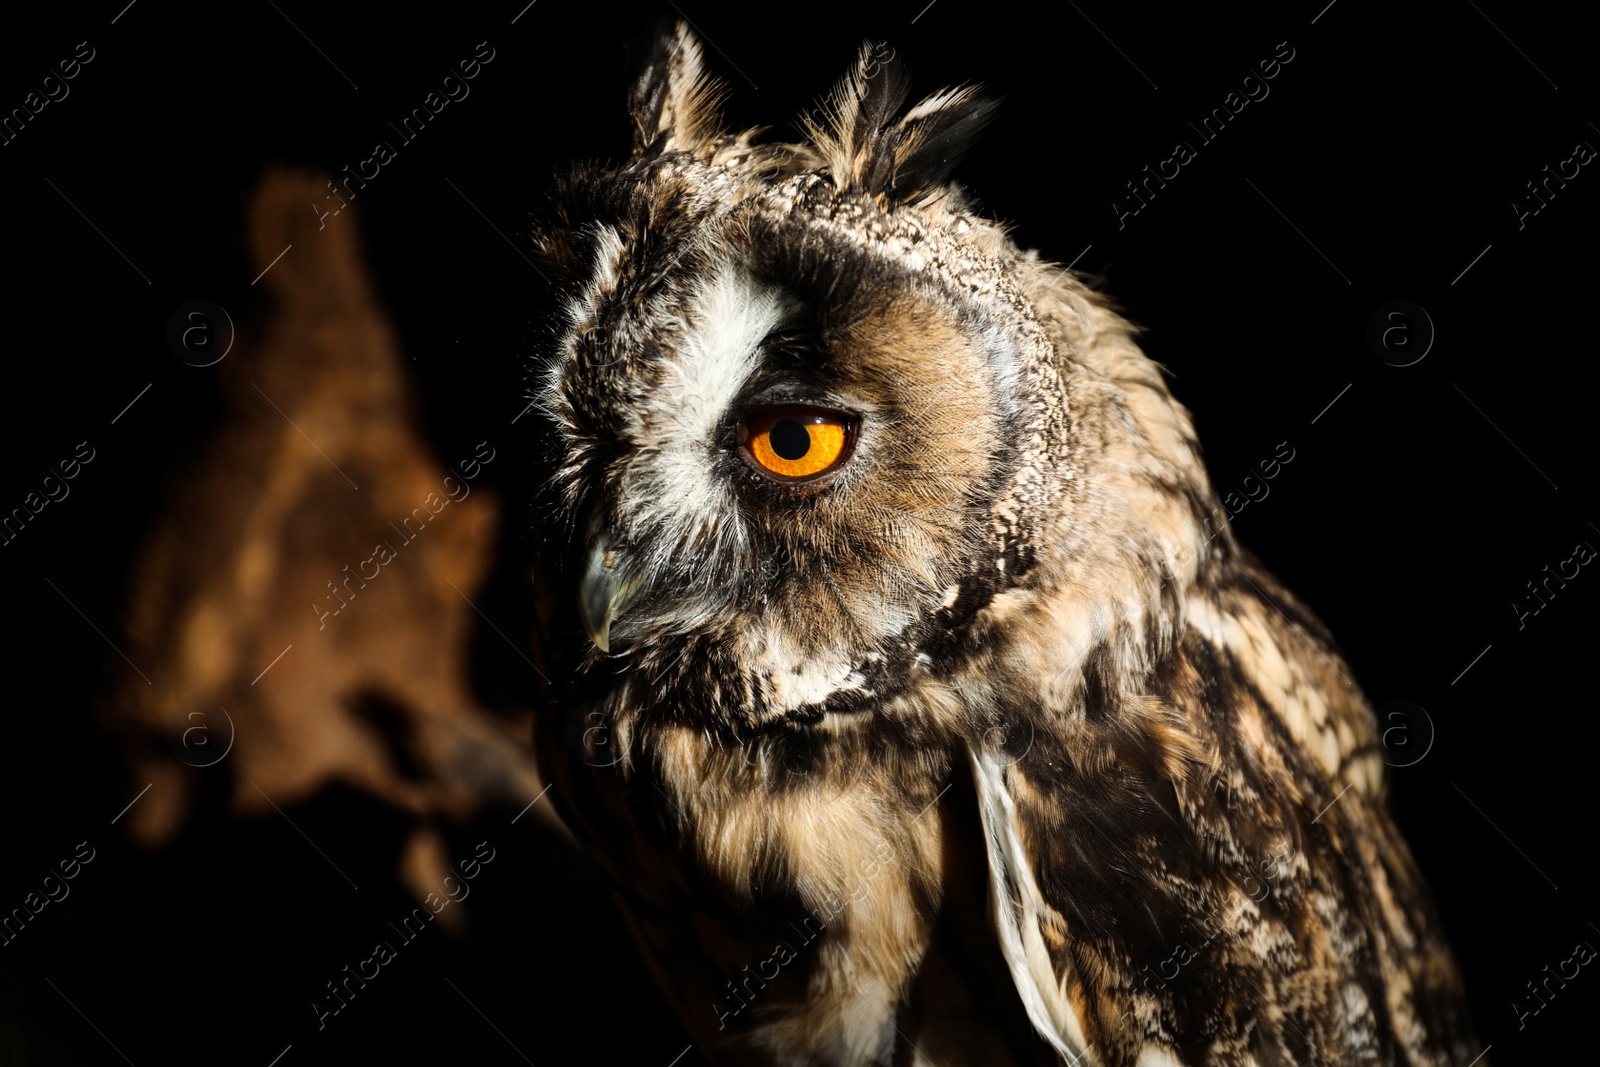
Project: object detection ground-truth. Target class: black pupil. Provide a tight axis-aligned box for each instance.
[769,419,811,461]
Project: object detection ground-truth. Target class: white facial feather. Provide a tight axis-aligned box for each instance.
[621,264,792,570]
[541,224,628,428]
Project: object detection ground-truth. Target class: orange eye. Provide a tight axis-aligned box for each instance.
[741,406,855,482]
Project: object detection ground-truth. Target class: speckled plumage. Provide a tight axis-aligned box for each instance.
[526,24,1479,1066]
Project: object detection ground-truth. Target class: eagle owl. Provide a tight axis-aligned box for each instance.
[527,23,1479,1067]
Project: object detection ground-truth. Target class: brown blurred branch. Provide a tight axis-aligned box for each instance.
[106,170,565,897]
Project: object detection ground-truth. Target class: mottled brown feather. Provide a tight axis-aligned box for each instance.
[528,24,1479,1067]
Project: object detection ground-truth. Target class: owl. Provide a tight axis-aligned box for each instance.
[525,23,1480,1067]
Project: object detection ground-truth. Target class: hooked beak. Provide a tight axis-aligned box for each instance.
[579,531,646,653]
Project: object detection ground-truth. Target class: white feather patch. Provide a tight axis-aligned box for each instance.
[968,744,1095,1066]
[750,637,868,710]
[652,263,791,451]
[623,264,793,570]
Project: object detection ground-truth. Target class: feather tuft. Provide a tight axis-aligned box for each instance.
[800,43,1000,204]
[628,20,728,159]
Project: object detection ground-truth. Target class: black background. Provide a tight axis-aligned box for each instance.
[0,1,1594,1064]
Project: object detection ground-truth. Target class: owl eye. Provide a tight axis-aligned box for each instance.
[739,406,856,483]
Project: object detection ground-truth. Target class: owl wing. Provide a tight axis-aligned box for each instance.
[967,558,1478,1067]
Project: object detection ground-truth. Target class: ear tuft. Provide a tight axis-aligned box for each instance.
[891,85,1002,200]
[801,43,1000,205]
[628,20,727,159]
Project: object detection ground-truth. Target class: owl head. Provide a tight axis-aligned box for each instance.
[532,23,1218,740]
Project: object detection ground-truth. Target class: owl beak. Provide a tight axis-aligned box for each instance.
[579,532,645,653]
